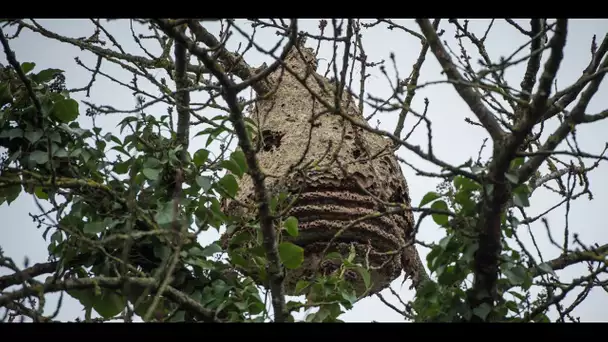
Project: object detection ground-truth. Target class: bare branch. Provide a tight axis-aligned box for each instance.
[543,33,608,122]
[0,276,218,322]
[519,19,546,103]
[527,20,568,126]
[17,20,206,75]
[173,25,191,158]
[532,244,608,278]
[518,52,608,183]
[187,20,273,95]
[394,19,438,139]
[416,19,505,141]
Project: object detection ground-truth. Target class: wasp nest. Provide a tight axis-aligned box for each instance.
[222,43,423,297]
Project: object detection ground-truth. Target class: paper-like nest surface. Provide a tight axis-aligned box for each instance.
[222,44,419,296]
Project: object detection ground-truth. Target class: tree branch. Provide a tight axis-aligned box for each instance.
[542,33,608,122]
[2,301,54,322]
[532,244,608,278]
[526,19,568,128]
[0,276,218,322]
[173,24,191,159]
[519,19,546,103]
[517,51,608,183]
[154,19,288,322]
[187,20,275,95]
[0,261,57,291]
[394,19,438,139]
[416,18,504,142]
[524,264,608,322]
[17,20,207,75]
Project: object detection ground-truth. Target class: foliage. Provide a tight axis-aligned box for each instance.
[1,19,607,323]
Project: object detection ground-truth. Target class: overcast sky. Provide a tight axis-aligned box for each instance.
[1,19,607,322]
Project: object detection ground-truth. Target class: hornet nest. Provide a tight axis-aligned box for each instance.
[221,42,424,298]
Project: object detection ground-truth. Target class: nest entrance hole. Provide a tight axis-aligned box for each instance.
[256,130,285,152]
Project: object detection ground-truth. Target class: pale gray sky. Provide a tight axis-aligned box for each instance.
[1,19,607,322]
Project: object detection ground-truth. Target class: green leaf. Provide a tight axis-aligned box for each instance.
[284,216,299,237]
[508,290,526,301]
[196,175,213,193]
[431,200,449,226]
[510,157,525,170]
[537,262,557,277]
[341,290,357,305]
[438,235,453,250]
[169,311,186,322]
[512,192,530,208]
[155,201,175,227]
[504,265,527,286]
[33,68,64,83]
[114,160,131,174]
[0,128,23,140]
[201,243,222,257]
[132,298,154,320]
[0,83,12,106]
[24,129,44,143]
[295,280,310,294]
[218,174,239,197]
[111,146,129,156]
[426,246,442,270]
[51,231,63,244]
[49,131,62,143]
[219,159,243,178]
[462,242,479,262]
[419,191,441,207]
[193,149,210,167]
[21,62,36,74]
[437,265,460,286]
[472,303,491,320]
[416,279,438,299]
[505,173,519,184]
[93,289,125,319]
[29,150,49,164]
[40,97,54,117]
[204,126,226,147]
[52,145,68,158]
[533,314,551,323]
[83,221,106,235]
[506,301,519,313]
[278,242,304,269]
[52,98,79,123]
[69,148,83,158]
[347,244,356,263]
[153,245,170,260]
[3,185,22,205]
[231,150,248,174]
[509,216,521,229]
[67,289,96,308]
[354,267,371,289]
[325,252,342,261]
[454,191,476,213]
[229,252,249,269]
[34,187,49,200]
[142,168,161,181]
[143,157,161,169]
[81,150,92,163]
[453,176,480,191]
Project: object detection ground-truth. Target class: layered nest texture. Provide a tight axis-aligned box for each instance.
[221,43,421,297]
